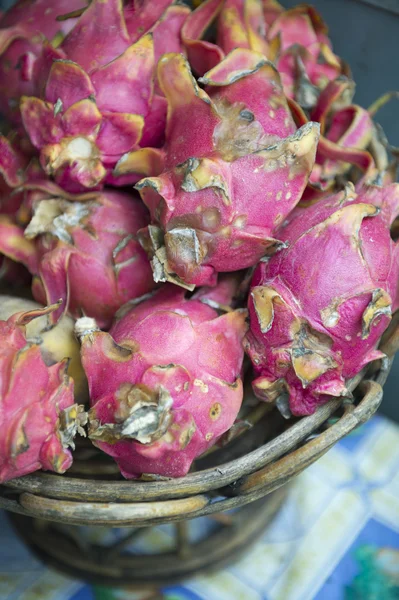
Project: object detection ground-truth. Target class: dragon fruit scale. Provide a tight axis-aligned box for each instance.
[288,79,376,198]
[0,187,155,328]
[76,284,247,478]
[7,0,190,191]
[183,1,345,107]
[0,0,84,125]
[265,3,346,106]
[184,2,374,197]
[0,134,36,217]
[245,182,399,416]
[0,295,88,403]
[0,301,86,483]
[0,133,50,229]
[134,49,320,289]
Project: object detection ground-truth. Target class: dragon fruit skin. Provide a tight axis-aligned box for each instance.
[0,296,88,403]
[135,49,319,289]
[183,3,374,196]
[0,303,86,483]
[0,133,47,222]
[0,0,83,124]
[287,80,376,197]
[77,285,247,479]
[245,183,399,416]
[0,188,155,328]
[13,0,190,192]
[182,1,344,102]
[312,104,374,189]
[0,134,31,216]
[20,32,155,193]
[182,0,225,76]
[266,4,345,103]
[0,0,82,31]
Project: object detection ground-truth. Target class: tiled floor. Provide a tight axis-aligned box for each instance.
[1,415,398,600]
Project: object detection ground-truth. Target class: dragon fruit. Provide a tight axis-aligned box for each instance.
[184,3,374,197]
[245,182,399,416]
[0,295,88,402]
[288,80,376,198]
[183,1,345,106]
[0,0,84,124]
[0,133,47,225]
[9,0,190,191]
[182,0,281,77]
[265,3,346,106]
[0,134,32,216]
[0,187,155,328]
[0,301,86,483]
[311,104,374,190]
[76,283,247,478]
[134,49,319,289]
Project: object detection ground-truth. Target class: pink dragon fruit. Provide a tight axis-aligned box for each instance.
[0,132,48,225]
[0,0,84,124]
[0,187,155,328]
[182,0,280,77]
[183,2,375,197]
[182,0,225,76]
[245,182,399,416]
[76,283,247,478]
[0,301,86,483]
[12,0,190,191]
[0,134,44,285]
[266,4,346,105]
[0,134,32,216]
[288,79,376,198]
[183,1,345,106]
[133,49,319,289]
[0,295,88,403]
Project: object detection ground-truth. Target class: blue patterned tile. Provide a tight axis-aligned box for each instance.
[314,518,399,600]
[0,416,398,600]
[70,586,95,600]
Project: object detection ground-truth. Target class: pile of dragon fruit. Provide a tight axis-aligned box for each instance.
[0,0,398,483]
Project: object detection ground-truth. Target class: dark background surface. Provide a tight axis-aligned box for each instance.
[0,0,398,420]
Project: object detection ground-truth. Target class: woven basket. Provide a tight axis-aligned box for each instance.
[1,314,398,586]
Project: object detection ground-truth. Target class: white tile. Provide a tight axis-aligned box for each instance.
[18,571,80,600]
[370,488,399,532]
[311,446,354,486]
[188,571,262,600]
[269,490,369,600]
[232,540,296,590]
[357,421,399,484]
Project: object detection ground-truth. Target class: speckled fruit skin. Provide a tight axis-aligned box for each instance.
[0,303,85,483]
[0,295,88,403]
[6,0,190,191]
[135,49,319,289]
[183,1,376,198]
[0,0,83,124]
[77,284,247,478]
[0,186,155,328]
[245,183,399,416]
[183,1,345,98]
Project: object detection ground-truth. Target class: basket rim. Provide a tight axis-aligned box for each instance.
[2,359,389,500]
[1,315,397,527]
[4,370,368,502]
[0,375,385,526]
